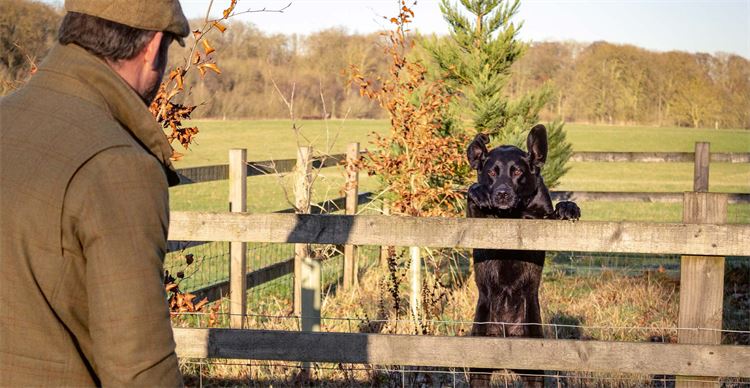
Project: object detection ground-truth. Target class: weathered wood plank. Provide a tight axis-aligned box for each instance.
[175,153,351,184]
[172,328,750,377]
[677,193,727,388]
[343,142,360,288]
[694,143,711,192]
[293,147,312,317]
[165,190,746,254]
[569,151,749,163]
[176,152,750,184]
[550,191,749,204]
[168,213,750,257]
[228,149,247,329]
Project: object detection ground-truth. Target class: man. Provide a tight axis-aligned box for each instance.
[0,1,189,385]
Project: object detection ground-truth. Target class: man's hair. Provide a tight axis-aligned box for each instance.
[58,12,157,62]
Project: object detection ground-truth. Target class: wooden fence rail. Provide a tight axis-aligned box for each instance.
[174,151,750,184]
[172,328,750,378]
[570,151,749,163]
[175,152,350,184]
[168,212,750,257]
[550,191,749,204]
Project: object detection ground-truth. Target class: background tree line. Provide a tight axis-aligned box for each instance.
[2,0,748,129]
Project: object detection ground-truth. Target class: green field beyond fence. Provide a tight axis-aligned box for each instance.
[169,120,749,222]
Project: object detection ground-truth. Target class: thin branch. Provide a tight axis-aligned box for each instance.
[209,2,292,22]
[203,0,215,23]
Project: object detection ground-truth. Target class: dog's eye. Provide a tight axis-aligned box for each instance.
[488,170,496,177]
[513,169,523,177]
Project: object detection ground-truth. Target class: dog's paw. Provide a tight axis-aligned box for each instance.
[468,183,493,209]
[554,201,581,220]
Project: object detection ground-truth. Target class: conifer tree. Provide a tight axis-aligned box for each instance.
[423,0,571,187]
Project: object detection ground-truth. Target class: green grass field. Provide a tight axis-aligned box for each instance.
[169,119,749,223]
[172,120,750,167]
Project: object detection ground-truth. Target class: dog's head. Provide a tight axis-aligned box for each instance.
[467,125,548,210]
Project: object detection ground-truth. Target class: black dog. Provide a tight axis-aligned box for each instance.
[466,124,580,387]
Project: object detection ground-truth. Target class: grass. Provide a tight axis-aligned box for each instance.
[171,120,750,168]
[172,119,387,168]
[563,123,750,152]
[166,120,749,386]
[174,250,748,386]
[169,119,749,222]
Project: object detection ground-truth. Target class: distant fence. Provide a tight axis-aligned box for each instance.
[570,151,749,163]
[167,143,750,384]
[175,152,350,184]
[173,149,750,204]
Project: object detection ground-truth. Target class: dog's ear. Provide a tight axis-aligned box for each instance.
[527,124,548,168]
[467,133,490,170]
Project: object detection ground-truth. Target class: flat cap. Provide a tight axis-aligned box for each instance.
[65,0,190,45]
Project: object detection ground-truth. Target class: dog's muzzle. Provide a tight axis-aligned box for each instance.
[492,185,517,209]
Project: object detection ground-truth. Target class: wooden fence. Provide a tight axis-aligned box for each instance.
[168,201,750,381]
[169,142,749,304]
[167,142,750,384]
[173,149,750,204]
[175,151,750,184]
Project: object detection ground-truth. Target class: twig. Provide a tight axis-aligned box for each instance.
[211,2,292,21]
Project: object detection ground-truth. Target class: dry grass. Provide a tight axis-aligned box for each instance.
[173,249,750,387]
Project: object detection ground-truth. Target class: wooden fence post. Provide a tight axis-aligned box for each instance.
[293,146,320,332]
[410,246,422,332]
[676,142,726,388]
[379,202,391,267]
[229,149,247,329]
[343,142,360,288]
[694,142,710,192]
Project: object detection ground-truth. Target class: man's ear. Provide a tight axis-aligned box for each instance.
[467,133,490,170]
[527,124,548,168]
[142,31,164,70]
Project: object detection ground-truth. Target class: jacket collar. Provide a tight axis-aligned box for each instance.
[36,44,180,186]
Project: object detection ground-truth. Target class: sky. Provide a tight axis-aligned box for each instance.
[43,0,750,58]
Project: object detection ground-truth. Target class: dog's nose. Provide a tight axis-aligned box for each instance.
[497,191,511,201]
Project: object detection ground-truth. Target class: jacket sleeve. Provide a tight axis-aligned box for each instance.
[67,146,182,387]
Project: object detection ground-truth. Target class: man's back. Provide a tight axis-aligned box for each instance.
[1,42,181,386]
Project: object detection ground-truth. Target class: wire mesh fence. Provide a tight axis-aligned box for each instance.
[178,358,750,388]
[167,245,749,387]
[165,231,748,386]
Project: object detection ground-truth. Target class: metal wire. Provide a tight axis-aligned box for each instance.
[179,359,750,387]
[171,311,750,336]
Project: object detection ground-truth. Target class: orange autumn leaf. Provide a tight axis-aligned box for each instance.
[201,39,215,55]
[199,63,221,76]
[223,0,237,19]
[213,21,227,33]
[194,298,209,311]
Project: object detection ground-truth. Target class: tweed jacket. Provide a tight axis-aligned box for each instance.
[0,43,182,386]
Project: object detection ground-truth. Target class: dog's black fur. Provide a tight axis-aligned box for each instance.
[466,125,580,387]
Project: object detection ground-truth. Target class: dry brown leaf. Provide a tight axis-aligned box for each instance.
[213,21,227,33]
[201,39,215,55]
